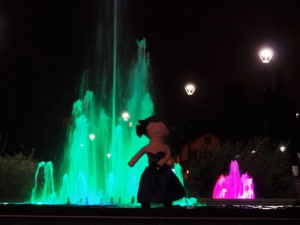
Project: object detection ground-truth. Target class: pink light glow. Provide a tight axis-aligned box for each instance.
[212,160,255,199]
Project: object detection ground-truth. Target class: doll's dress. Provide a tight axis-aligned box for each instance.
[137,151,185,203]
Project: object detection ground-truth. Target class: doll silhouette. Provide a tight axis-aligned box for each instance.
[128,116,185,208]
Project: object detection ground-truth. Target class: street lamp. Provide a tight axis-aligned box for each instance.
[279,145,286,152]
[89,133,96,141]
[185,83,196,95]
[259,48,273,136]
[122,112,130,121]
[122,111,132,127]
[297,153,300,177]
[184,83,196,181]
[259,48,273,63]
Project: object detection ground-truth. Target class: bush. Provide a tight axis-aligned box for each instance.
[0,152,38,202]
[188,136,298,198]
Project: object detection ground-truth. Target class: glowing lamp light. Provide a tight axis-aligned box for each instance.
[89,133,95,141]
[107,153,111,159]
[122,112,130,121]
[296,113,299,118]
[185,83,196,95]
[259,48,273,63]
[280,146,286,152]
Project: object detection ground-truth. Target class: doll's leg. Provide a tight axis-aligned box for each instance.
[141,202,150,208]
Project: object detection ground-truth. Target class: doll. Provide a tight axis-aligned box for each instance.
[128,116,185,208]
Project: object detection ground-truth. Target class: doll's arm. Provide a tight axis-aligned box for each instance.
[157,146,171,167]
[128,148,145,167]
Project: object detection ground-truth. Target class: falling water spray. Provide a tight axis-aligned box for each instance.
[31,0,154,205]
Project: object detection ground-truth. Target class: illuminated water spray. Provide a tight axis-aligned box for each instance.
[213,160,255,199]
[31,161,56,204]
[31,0,153,204]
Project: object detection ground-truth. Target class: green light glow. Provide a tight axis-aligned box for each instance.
[31,1,153,205]
[58,38,152,205]
[30,0,191,206]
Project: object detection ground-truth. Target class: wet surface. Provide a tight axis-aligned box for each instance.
[0,199,300,225]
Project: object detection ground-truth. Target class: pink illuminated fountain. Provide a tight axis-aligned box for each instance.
[213,160,255,199]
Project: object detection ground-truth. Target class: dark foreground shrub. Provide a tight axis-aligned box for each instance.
[0,152,38,201]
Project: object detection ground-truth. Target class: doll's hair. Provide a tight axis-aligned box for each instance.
[136,115,170,138]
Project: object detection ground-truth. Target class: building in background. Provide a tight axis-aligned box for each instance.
[181,132,220,180]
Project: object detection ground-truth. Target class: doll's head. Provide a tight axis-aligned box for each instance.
[136,116,170,140]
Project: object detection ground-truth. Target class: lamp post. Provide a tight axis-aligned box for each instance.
[184,83,196,180]
[297,152,300,177]
[296,113,300,177]
[259,48,273,136]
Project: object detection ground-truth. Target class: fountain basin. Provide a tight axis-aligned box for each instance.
[0,199,299,225]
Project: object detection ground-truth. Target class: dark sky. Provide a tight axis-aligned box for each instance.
[135,0,300,114]
[0,0,300,158]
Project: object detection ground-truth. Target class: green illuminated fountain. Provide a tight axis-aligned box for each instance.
[31,0,153,204]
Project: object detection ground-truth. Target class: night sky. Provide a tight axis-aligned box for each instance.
[1,0,300,159]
